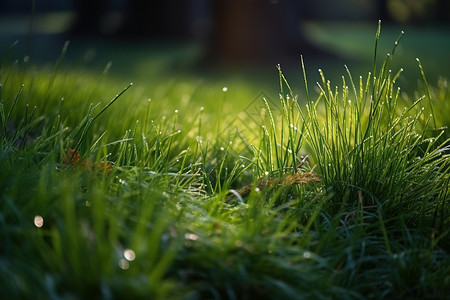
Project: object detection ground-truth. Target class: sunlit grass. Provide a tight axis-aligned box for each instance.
[0,22,449,299]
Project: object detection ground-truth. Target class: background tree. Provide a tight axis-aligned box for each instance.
[437,0,450,23]
[377,0,392,23]
[207,0,321,64]
[118,0,190,38]
[70,0,107,35]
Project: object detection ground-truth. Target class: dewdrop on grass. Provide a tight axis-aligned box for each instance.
[124,249,136,261]
[34,216,44,228]
[184,233,198,241]
[119,259,129,270]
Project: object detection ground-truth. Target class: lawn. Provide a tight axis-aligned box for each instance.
[1,20,449,299]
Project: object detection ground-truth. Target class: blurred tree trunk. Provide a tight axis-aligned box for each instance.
[119,0,190,38]
[207,0,324,64]
[70,0,107,35]
[437,0,450,23]
[69,0,192,38]
[377,0,391,22]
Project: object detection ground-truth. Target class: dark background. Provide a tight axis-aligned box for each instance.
[1,0,449,93]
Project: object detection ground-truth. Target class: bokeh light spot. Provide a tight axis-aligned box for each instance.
[184,233,198,241]
[119,259,129,270]
[124,249,136,261]
[34,215,44,228]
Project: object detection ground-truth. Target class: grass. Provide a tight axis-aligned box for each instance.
[1,22,449,299]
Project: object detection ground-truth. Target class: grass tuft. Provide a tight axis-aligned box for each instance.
[0,22,449,299]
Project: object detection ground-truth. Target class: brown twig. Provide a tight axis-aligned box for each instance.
[225,169,321,203]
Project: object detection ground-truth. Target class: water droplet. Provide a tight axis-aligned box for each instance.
[34,216,44,228]
[184,233,198,241]
[303,251,311,259]
[119,259,129,270]
[200,106,204,111]
[175,109,178,113]
[220,147,224,151]
[124,249,136,261]
[264,171,269,176]
[255,188,260,192]
[222,87,228,92]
